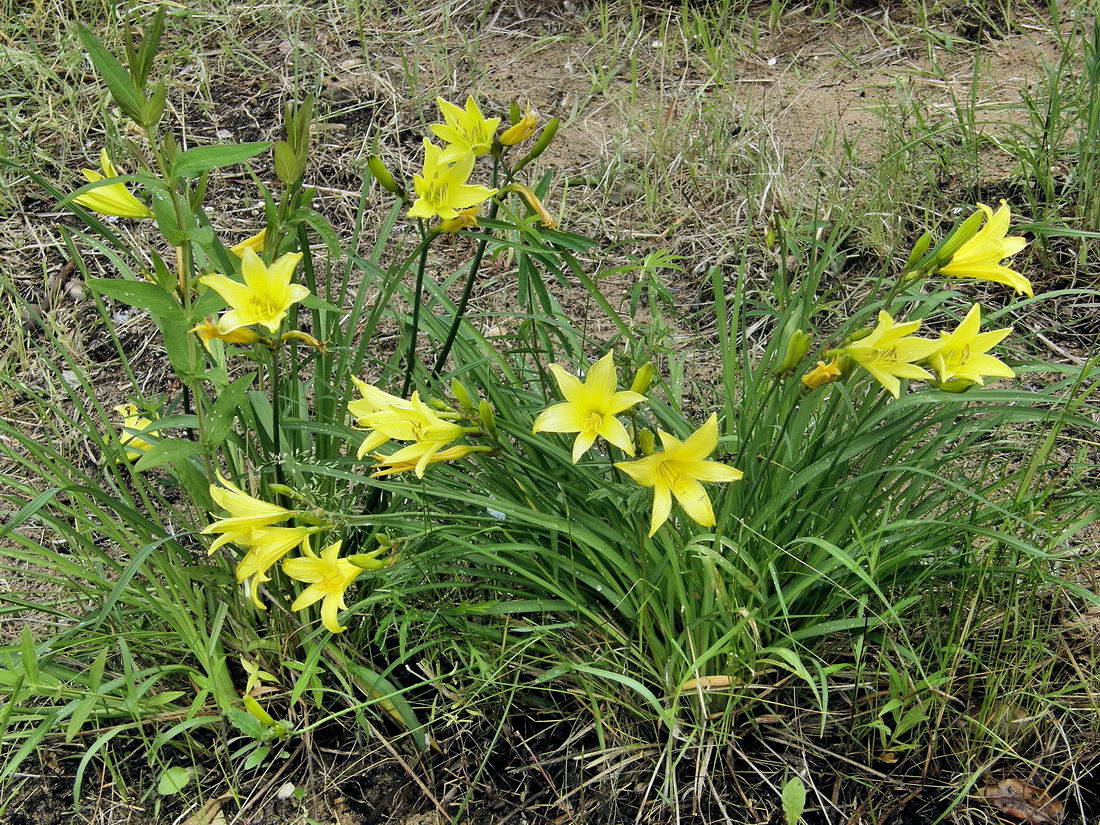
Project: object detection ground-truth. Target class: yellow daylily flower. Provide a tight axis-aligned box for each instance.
[500,110,538,146]
[407,139,496,221]
[348,378,413,423]
[801,357,842,390]
[73,149,153,219]
[615,414,743,536]
[937,201,1032,297]
[190,317,261,349]
[928,303,1014,388]
[236,526,314,610]
[230,228,267,257]
[199,248,308,333]
[843,311,941,399]
[357,393,469,475]
[283,540,364,634]
[202,473,293,554]
[115,403,154,461]
[431,96,501,159]
[370,444,487,477]
[532,351,646,463]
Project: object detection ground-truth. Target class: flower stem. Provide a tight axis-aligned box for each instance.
[401,220,431,397]
[430,157,503,378]
[271,341,285,499]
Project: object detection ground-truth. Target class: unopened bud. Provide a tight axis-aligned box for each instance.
[637,428,655,455]
[930,207,986,271]
[451,378,474,410]
[478,399,497,437]
[439,207,479,233]
[368,155,401,195]
[902,230,933,275]
[842,327,873,346]
[931,378,977,394]
[500,110,538,145]
[776,330,811,373]
[630,363,655,395]
[242,695,276,728]
[513,117,559,171]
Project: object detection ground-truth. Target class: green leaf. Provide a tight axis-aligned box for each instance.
[157,766,192,796]
[242,743,271,770]
[225,708,268,740]
[782,776,806,825]
[172,142,271,179]
[150,191,185,245]
[19,626,39,684]
[132,438,202,473]
[75,24,146,123]
[301,293,340,313]
[87,278,180,317]
[204,373,256,448]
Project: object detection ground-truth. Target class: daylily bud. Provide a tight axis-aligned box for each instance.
[776,330,811,373]
[368,155,401,195]
[348,549,399,571]
[902,230,933,276]
[500,110,538,145]
[508,101,523,125]
[630,363,655,395]
[931,378,977,393]
[267,483,308,503]
[280,330,328,352]
[478,399,497,437]
[637,428,656,456]
[242,695,277,728]
[842,327,873,346]
[513,117,559,171]
[191,318,260,349]
[927,208,986,270]
[451,378,474,410]
[274,139,305,186]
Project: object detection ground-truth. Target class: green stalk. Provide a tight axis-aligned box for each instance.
[270,341,285,498]
[430,157,502,378]
[401,220,431,396]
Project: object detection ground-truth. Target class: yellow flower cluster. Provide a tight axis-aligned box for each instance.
[202,474,384,633]
[802,202,1027,398]
[403,96,544,228]
[532,352,743,537]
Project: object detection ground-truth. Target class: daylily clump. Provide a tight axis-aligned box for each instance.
[615,414,743,536]
[532,351,646,462]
